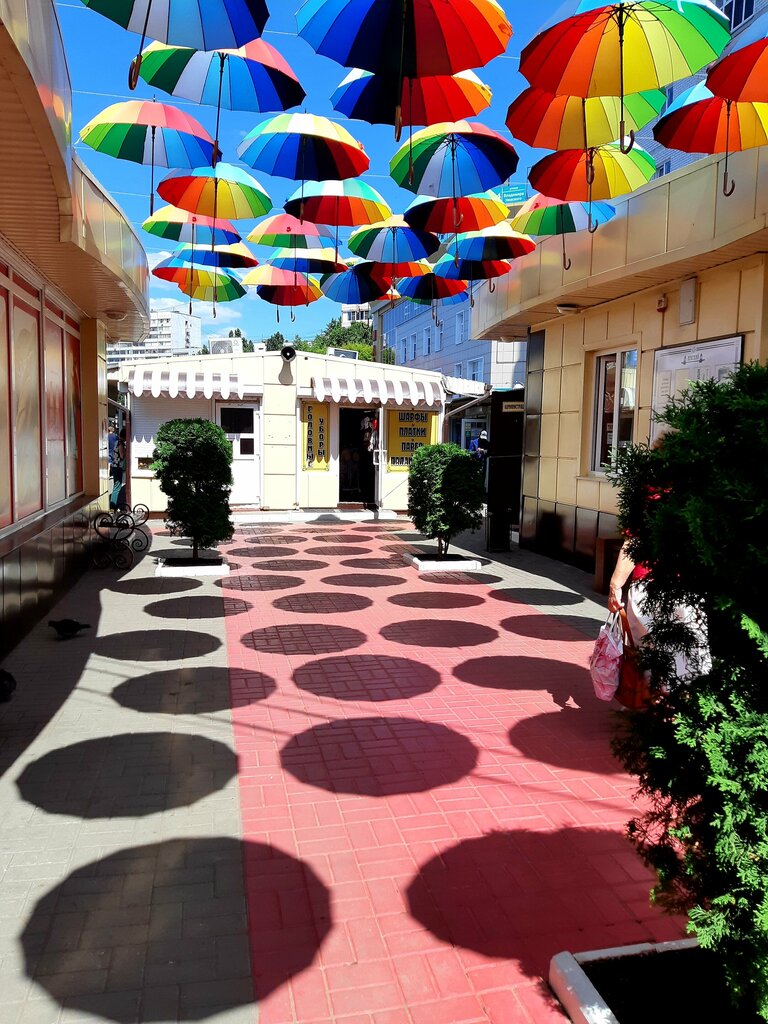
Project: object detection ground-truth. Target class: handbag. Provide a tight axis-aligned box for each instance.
[589,611,624,701]
[615,608,653,710]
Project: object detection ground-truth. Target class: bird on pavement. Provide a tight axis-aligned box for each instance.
[48,619,91,640]
[0,670,16,701]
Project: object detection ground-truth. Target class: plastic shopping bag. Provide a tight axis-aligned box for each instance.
[589,611,624,701]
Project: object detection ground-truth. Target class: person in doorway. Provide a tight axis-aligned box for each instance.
[469,430,489,460]
[110,428,127,511]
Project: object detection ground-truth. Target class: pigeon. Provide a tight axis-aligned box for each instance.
[48,619,91,640]
[0,670,16,701]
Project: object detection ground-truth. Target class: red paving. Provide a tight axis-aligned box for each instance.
[220,523,684,1024]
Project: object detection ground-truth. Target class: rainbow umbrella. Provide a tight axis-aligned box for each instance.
[707,20,768,103]
[142,205,240,246]
[178,270,246,311]
[454,223,536,263]
[138,40,305,166]
[79,100,215,214]
[396,272,467,321]
[390,121,518,227]
[270,247,348,274]
[403,191,508,233]
[321,261,392,304]
[433,252,511,304]
[506,87,666,150]
[247,213,333,249]
[243,265,323,321]
[237,113,369,181]
[283,179,392,257]
[519,0,730,153]
[653,81,768,196]
[170,241,258,269]
[510,193,615,268]
[297,0,511,133]
[348,216,440,270]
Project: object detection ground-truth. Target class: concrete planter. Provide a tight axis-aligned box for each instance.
[155,556,230,578]
[403,553,482,573]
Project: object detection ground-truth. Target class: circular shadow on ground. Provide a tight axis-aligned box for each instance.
[508,709,621,772]
[92,630,220,660]
[454,655,590,708]
[216,574,303,592]
[293,654,441,701]
[381,619,498,648]
[322,572,406,589]
[341,556,407,570]
[228,546,298,559]
[273,592,372,614]
[304,545,372,556]
[407,829,650,976]
[419,572,503,586]
[108,578,202,596]
[281,717,477,795]
[242,623,366,655]
[17,733,236,817]
[501,614,602,641]
[488,587,584,607]
[144,596,252,619]
[381,543,420,554]
[21,837,331,1021]
[253,559,328,572]
[113,666,275,715]
[389,591,485,610]
[312,533,373,543]
[236,532,308,545]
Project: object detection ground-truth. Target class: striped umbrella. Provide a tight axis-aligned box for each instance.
[321,261,393,304]
[170,241,258,269]
[270,247,348,274]
[237,112,369,181]
[79,100,215,214]
[247,213,334,249]
[243,265,323,321]
[152,263,246,315]
[510,193,615,268]
[396,272,467,321]
[529,143,656,205]
[348,215,440,268]
[403,191,508,233]
[433,253,512,282]
[283,179,392,257]
[142,205,241,246]
[455,224,536,262]
[138,40,305,166]
[707,18,768,103]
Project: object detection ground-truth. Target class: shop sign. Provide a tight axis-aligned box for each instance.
[501,400,524,412]
[302,401,329,471]
[387,409,437,471]
[651,335,742,441]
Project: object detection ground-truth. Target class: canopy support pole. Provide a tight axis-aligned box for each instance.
[394,0,408,141]
[213,53,226,168]
[189,219,195,316]
[211,178,219,253]
[149,125,155,215]
[617,4,635,154]
[559,204,571,270]
[128,0,154,89]
[722,100,735,196]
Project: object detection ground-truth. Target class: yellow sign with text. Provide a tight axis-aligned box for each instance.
[302,402,330,471]
[387,409,437,471]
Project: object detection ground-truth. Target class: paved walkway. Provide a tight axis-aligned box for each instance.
[0,521,685,1024]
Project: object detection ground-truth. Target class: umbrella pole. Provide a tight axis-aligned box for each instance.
[451,137,463,232]
[213,53,226,168]
[211,179,219,254]
[408,81,414,185]
[190,220,195,317]
[149,126,155,215]
[587,175,598,234]
[394,0,408,141]
[722,100,735,197]
[559,206,571,270]
[617,5,635,154]
[128,0,154,89]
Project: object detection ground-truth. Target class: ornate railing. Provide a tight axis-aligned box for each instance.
[91,505,151,570]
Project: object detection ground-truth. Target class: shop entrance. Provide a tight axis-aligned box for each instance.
[338,406,377,505]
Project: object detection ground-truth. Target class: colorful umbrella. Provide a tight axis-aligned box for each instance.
[403,191,508,233]
[321,262,393,304]
[270,247,348,274]
[297,0,511,133]
[283,179,393,257]
[390,121,518,227]
[79,100,215,213]
[707,21,768,103]
[169,241,258,269]
[396,272,467,321]
[243,265,323,321]
[138,40,305,166]
[433,252,511,301]
[510,193,615,268]
[455,223,536,262]
[142,205,240,246]
[237,113,369,181]
[348,216,440,272]
[178,270,247,309]
[247,213,333,249]
[653,81,768,195]
[506,86,666,150]
[519,0,730,153]
[157,163,272,246]
[77,0,271,89]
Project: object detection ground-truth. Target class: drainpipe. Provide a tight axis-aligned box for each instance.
[442,385,491,442]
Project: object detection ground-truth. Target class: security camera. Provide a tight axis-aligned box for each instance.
[281,344,296,362]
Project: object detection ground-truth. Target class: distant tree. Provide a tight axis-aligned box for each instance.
[408,443,484,557]
[380,346,396,365]
[242,340,254,353]
[200,344,209,355]
[228,327,254,352]
[313,317,375,360]
[264,331,287,351]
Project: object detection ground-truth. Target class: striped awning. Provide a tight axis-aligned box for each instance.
[311,375,442,407]
[127,366,252,400]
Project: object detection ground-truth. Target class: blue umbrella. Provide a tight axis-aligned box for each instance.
[321,262,393,303]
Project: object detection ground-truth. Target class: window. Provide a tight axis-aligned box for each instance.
[467,357,484,382]
[436,323,443,351]
[422,327,431,355]
[455,310,464,344]
[12,301,42,519]
[655,159,672,179]
[723,0,753,28]
[593,349,637,471]
[410,333,417,360]
[454,362,462,377]
[399,338,407,364]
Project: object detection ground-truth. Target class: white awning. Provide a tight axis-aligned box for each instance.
[127,366,255,400]
[312,375,442,407]
[442,375,487,397]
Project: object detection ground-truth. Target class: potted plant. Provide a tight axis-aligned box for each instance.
[151,418,234,570]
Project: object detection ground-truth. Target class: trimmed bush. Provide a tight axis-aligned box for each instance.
[152,418,234,560]
[408,443,484,556]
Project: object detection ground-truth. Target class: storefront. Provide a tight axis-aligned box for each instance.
[119,352,479,513]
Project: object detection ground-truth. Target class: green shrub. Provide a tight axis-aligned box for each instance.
[151,418,234,560]
[609,362,768,1018]
[407,442,484,556]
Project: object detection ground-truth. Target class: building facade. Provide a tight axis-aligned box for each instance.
[107,308,201,367]
[341,303,371,327]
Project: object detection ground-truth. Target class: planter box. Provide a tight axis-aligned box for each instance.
[156,556,230,578]
[403,553,482,573]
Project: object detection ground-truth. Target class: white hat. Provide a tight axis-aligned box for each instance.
[479,430,488,439]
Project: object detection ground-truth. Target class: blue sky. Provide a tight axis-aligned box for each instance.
[56,0,570,342]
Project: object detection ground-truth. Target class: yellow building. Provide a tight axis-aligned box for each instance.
[0,0,149,654]
[473,149,768,578]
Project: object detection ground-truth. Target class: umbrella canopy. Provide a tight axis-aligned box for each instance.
[270,247,348,274]
[529,143,656,203]
[158,163,273,222]
[510,193,615,267]
[169,241,258,269]
[80,100,215,213]
[454,223,536,262]
[396,273,467,301]
[237,113,369,180]
[248,213,334,249]
[433,253,512,281]
[331,68,491,127]
[321,262,393,304]
[707,24,768,102]
[506,87,666,150]
[142,205,240,245]
[519,0,730,151]
[653,81,768,195]
[348,216,440,267]
[403,191,508,232]
[243,265,323,320]
[283,178,391,224]
[391,121,518,201]
[178,270,247,306]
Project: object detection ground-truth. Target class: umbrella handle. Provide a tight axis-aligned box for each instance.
[588,215,599,234]
[488,279,495,294]
[561,231,571,271]
[722,170,735,197]
[128,0,153,90]
[619,128,635,155]
[291,309,296,323]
